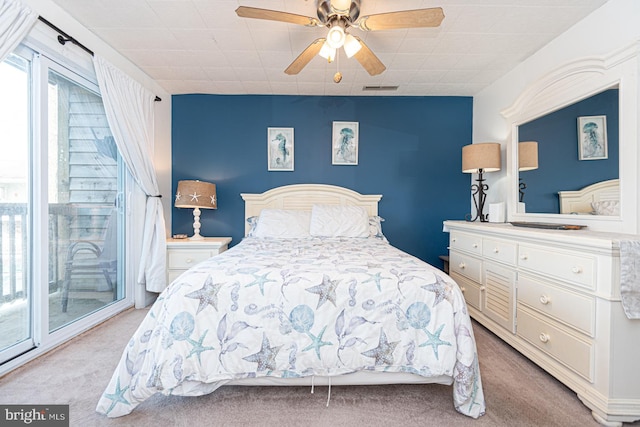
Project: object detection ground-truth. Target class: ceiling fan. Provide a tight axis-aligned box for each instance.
[236,0,444,82]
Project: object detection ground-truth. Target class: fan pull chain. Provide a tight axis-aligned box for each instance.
[333,48,342,83]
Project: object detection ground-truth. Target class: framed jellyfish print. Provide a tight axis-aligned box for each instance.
[332,121,359,165]
[268,127,294,171]
[578,115,607,160]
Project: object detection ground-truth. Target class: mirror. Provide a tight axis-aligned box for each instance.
[502,43,638,234]
[516,88,619,214]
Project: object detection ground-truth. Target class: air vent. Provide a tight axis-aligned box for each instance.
[362,85,399,92]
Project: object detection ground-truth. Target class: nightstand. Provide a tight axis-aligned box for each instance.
[166,237,232,283]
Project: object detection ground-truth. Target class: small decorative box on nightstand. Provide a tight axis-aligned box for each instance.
[166,237,232,283]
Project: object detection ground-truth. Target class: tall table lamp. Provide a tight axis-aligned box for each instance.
[175,180,217,240]
[518,141,539,202]
[462,142,501,222]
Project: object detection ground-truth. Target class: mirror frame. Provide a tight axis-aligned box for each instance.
[501,42,640,234]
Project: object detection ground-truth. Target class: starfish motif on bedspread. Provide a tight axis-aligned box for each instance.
[185,276,223,314]
[361,329,399,366]
[186,330,215,364]
[243,333,282,371]
[419,323,451,360]
[302,325,332,359]
[421,274,453,307]
[362,271,393,292]
[245,272,277,295]
[103,377,130,415]
[306,275,339,309]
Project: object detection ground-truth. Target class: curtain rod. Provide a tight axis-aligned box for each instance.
[37,16,162,102]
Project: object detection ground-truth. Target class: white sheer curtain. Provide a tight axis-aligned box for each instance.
[93,54,167,293]
[0,0,37,61]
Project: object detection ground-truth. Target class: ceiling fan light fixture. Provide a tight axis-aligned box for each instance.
[236,2,444,77]
[326,24,346,49]
[319,41,336,62]
[343,33,361,58]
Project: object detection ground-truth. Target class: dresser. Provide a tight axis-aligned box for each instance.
[444,221,640,426]
[166,237,232,283]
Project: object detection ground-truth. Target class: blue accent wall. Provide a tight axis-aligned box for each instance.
[518,89,619,213]
[171,94,472,267]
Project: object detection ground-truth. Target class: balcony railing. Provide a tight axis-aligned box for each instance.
[0,203,88,303]
[1,204,24,303]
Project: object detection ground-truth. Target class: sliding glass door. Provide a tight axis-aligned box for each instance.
[0,53,32,361]
[0,45,127,367]
[44,62,124,332]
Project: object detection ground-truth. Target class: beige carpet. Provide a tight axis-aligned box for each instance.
[0,307,637,427]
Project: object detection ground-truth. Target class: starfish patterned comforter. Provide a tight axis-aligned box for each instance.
[96,237,485,418]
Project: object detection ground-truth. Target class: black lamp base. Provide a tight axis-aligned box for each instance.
[519,179,526,203]
[465,169,489,222]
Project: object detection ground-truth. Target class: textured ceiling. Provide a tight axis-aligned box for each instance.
[48,0,609,96]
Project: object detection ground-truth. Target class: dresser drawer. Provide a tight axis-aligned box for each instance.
[168,249,213,269]
[518,244,596,289]
[518,274,595,336]
[450,251,482,283]
[450,232,482,255]
[483,238,517,266]
[517,306,593,381]
[451,273,483,311]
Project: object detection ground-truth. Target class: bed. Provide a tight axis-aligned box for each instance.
[96,184,485,419]
[558,178,619,215]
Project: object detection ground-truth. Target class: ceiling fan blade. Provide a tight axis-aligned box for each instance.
[352,36,386,76]
[285,38,326,75]
[236,6,320,27]
[357,7,444,31]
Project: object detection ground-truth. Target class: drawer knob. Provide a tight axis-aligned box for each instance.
[493,248,499,253]
[452,238,457,243]
[472,243,478,248]
[520,254,528,260]
[571,266,583,274]
[460,286,466,293]
[539,333,550,343]
[459,262,466,269]
[479,286,486,291]
[186,258,193,264]
[539,295,550,305]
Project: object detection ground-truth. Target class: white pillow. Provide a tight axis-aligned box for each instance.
[591,200,620,216]
[309,204,369,238]
[246,216,259,237]
[253,209,311,238]
[368,215,388,242]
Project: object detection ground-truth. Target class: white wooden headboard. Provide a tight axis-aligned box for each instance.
[558,179,619,214]
[240,184,382,236]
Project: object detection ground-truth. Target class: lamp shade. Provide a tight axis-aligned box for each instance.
[343,33,362,58]
[175,180,217,209]
[327,23,346,49]
[518,141,539,171]
[462,143,501,173]
[319,41,336,62]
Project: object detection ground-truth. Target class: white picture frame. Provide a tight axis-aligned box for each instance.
[332,121,359,165]
[267,127,294,171]
[578,115,608,160]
